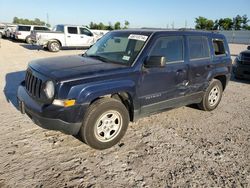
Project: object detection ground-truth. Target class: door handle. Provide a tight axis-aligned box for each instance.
[67,36,71,38]
[80,36,84,38]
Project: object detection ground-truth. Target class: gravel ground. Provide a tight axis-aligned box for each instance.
[0,39,249,188]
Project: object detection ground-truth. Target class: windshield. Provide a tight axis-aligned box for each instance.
[84,32,149,66]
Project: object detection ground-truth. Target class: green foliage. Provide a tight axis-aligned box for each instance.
[89,20,130,30]
[195,15,250,30]
[12,17,50,27]
[195,17,214,30]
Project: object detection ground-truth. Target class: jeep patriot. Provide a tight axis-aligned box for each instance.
[17,29,232,149]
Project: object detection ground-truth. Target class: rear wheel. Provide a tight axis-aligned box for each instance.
[80,98,129,150]
[48,41,60,52]
[198,79,223,111]
[26,36,32,44]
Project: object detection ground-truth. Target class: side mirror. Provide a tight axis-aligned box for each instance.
[144,56,166,68]
[247,46,250,50]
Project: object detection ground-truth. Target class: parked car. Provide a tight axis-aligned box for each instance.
[17,29,232,149]
[0,25,5,38]
[31,24,102,52]
[233,46,250,80]
[3,24,17,38]
[14,25,50,43]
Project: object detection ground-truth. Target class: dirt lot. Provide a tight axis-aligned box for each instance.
[0,39,249,188]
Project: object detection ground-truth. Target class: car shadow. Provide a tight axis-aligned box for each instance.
[19,44,42,51]
[4,71,26,110]
[230,74,250,84]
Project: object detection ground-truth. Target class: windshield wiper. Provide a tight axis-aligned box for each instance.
[85,55,110,63]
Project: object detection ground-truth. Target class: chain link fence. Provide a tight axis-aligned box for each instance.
[219,31,250,44]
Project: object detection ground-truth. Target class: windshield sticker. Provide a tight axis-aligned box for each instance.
[122,55,130,61]
[128,34,148,41]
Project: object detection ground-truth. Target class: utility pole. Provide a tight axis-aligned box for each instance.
[46,13,49,27]
[185,20,187,29]
[171,22,175,29]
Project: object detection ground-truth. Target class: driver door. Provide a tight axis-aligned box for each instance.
[138,36,189,114]
[79,27,95,47]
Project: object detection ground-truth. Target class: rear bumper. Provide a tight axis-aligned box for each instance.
[17,83,82,135]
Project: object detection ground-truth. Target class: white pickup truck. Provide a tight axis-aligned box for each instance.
[32,24,106,52]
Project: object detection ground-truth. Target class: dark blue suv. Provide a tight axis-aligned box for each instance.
[17,29,232,149]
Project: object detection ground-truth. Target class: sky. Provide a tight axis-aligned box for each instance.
[0,0,249,28]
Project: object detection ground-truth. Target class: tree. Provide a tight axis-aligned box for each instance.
[89,21,130,30]
[195,16,214,30]
[217,18,233,30]
[114,22,121,30]
[12,17,48,26]
[124,20,130,29]
[233,15,243,30]
[242,14,249,30]
[195,15,250,30]
[206,20,214,30]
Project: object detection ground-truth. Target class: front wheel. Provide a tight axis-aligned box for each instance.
[198,79,223,111]
[80,98,129,150]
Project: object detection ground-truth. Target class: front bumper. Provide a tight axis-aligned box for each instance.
[17,84,82,135]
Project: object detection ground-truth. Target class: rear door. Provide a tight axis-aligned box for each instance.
[17,25,31,40]
[211,38,231,70]
[65,26,79,46]
[138,35,189,114]
[187,35,212,93]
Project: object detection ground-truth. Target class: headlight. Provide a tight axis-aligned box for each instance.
[44,81,55,99]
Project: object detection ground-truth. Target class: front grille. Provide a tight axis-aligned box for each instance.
[25,70,43,98]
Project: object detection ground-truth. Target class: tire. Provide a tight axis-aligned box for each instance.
[198,79,223,111]
[80,98,129,150]
[26,36,32,44]
[48,41,60,52]
[43,46,49,51]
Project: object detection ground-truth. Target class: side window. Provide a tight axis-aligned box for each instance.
[213,39,226,56]
[188,36,210,60]
[149,36,184,63]
[80,28,93,36]
[67,27,78,34]
[18,26,31,31]
[55,25,64,32]
[34,27,48,31]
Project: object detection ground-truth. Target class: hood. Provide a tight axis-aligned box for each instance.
[29,55,127,81]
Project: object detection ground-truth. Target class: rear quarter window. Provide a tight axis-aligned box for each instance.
[213,39,226,56]
[188,36,210,60]
[18,26,31,31]
[55,25,64,32]
[33,27,50,31]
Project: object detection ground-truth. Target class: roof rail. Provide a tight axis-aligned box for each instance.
[178,28,220,33]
